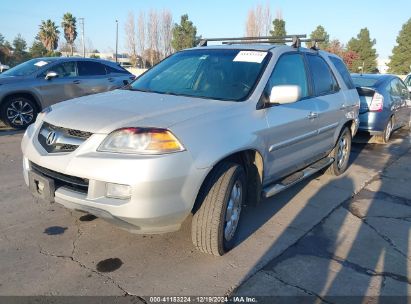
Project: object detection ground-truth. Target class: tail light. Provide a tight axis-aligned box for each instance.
[369,92,384,112]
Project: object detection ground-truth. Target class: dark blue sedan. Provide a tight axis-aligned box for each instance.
[352,74,411,143]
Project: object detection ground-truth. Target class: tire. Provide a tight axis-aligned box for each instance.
[0,96,38,129]
[325,127,352,176]
[192,162,246,256]
[374,117,393,144]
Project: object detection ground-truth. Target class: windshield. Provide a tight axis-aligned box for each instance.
[352,76,379,88]
[130,49,270,101]
[1,59,52,77]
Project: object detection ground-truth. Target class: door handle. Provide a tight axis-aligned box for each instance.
[73,80,80,84]
[307,112,318,119]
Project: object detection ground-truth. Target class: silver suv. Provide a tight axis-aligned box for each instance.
[22,36,360,256]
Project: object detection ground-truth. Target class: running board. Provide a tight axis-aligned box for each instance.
[262,157,334,199]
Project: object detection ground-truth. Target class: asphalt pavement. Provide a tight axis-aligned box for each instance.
[0,127,410,300]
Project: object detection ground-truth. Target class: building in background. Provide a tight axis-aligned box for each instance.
[377,57,390,74]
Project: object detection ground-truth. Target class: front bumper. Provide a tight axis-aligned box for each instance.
[22,124,209,234]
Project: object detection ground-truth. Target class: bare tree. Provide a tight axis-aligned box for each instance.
[137,12,146,68]
[124,11,137,67]
[147,10,159,67]
[245,2,272,37]
[160,9,173,59]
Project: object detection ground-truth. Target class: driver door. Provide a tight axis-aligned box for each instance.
[35,61,82,107]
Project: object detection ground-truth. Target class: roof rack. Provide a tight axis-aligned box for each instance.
[198,35,325,49]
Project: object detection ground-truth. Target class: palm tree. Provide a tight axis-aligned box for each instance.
[61,13,77,56]
[38,20,60,52]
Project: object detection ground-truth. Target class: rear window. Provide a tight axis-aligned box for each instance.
[352,77,379,88]
[77,61,107,76]
[306,54,339,95]
[329,56,355,89]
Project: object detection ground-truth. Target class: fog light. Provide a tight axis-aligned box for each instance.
[106,183,131,199]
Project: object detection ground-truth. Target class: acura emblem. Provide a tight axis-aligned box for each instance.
[46,131,57,146]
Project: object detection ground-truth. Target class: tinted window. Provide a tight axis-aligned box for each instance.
[131,49,270,101]
[47,62,77,78]
[390,78,408,97]
[306,54,339,95]
[77,61,107,76]
[105,64,130,75]
[266,53,308,98]
[329,56,355,89]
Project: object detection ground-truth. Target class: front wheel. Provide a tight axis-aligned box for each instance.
[325,127,352,176]
[1,97,38,129]
[191,162,246,256]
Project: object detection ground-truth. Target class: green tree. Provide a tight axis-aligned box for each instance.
[29,35,48,58]
[347,28,377,73]
[171,14,197,51]
[38,20,60,52]
[0,33,10,63]
[61,13,77,56]
[307,25,330,49]
[11,34,30,65]
[270,18,286,43]
[388,18,411,74]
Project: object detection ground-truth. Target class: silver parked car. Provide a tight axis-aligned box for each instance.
[22,36,360,256]
[0,57,135,129]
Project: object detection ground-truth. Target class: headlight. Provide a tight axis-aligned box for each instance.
[34,106,52,127]
[98,127,185,154]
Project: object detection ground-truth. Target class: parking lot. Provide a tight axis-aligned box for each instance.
[0,125,410,299]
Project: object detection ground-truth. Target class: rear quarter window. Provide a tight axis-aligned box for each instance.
[77,61,107,76]
[329,56,355,89]
[306,54,339,96]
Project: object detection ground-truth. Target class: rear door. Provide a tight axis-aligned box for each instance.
[263,52,321,182]
[35,61,82,106]
[389,78,405,127]
[76,61,111,96]
[305,53,347,153]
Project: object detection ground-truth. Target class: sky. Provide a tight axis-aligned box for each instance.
[1,0,410,59]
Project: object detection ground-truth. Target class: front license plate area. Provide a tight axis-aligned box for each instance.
[29,171,55,203]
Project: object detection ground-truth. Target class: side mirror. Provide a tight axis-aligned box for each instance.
[269,85,301,104]
[45,71,58,80]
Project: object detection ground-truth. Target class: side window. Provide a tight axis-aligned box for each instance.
[105,64,130,75]
[405,76,411,86]
[306,54,339,96]
[41,61,77,78]
[265,53,309,99]
[329,56,355,89]
[390,79,401,97]
[77,61,107,76]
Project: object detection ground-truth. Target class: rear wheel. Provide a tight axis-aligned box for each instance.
[1,96,38,129]
[325,127,351,176]
[191,162,246,256]
[375,117,393,144]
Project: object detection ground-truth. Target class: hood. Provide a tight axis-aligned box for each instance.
[44,89,237,134]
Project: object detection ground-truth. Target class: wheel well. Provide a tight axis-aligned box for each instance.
[344,120,355,137]
[192,150,264,213]
[1,92,42,113]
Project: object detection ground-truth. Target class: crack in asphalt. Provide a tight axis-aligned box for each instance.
[268,271,335,304]
[38,247,132,296]
[328,253,411,285]
[343,205,411,263]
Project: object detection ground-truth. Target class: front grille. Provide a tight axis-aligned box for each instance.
[67,129,93,139]
[38,122,93,153]
[31,162,89,194]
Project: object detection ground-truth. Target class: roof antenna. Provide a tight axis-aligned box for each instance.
[291,36,301,48]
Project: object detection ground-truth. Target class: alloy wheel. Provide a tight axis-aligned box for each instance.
[224,179,242,242]
[6,100,34,127]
